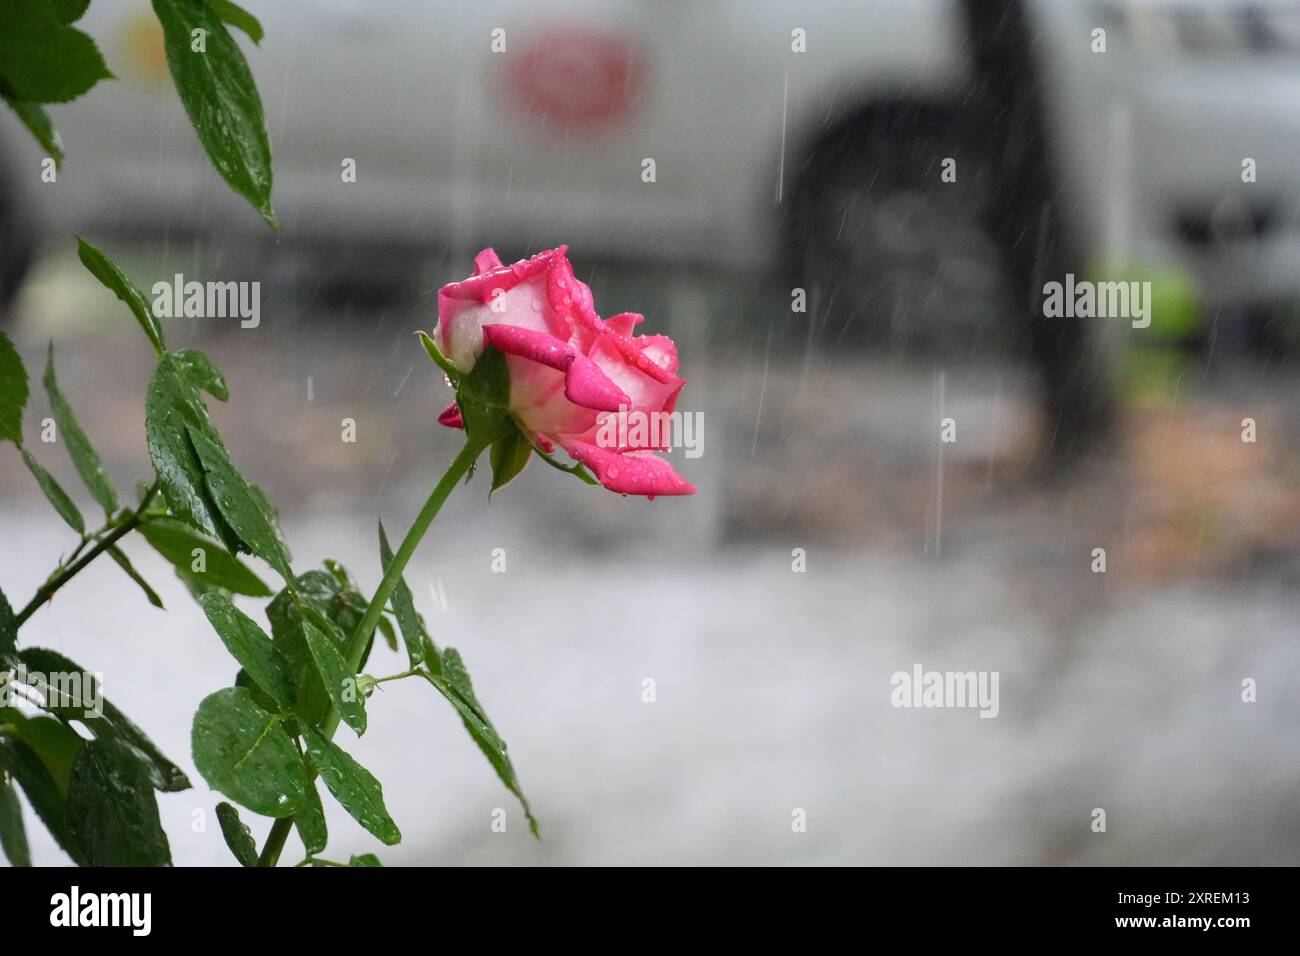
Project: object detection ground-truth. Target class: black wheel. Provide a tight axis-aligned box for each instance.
[793,102,1016,356]
[0,162,34,309]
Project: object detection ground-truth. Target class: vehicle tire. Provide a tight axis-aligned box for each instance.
[0,163,33,310]
[791,102,1016,356]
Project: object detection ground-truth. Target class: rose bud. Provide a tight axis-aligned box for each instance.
[430,246,696,498]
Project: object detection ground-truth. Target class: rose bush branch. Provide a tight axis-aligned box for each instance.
[15,483,161,628]
[254,438,484,868]
[1,0,698,868]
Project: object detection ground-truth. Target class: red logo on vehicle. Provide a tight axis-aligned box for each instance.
[506,26,644,129]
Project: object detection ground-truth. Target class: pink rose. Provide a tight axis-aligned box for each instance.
[433,246,696,498]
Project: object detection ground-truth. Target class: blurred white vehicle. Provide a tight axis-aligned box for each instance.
[2,0,1298,336]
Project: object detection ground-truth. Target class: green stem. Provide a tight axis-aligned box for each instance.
[370,669,419,686]
[256,439,485,868]
[15,482,160,628]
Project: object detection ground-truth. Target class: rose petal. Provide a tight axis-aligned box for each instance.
[474,248,504,275]
[437,402,464,429]
[483,324,630,413]
[483,323,574,371]
[589,334,684,415]
[605,312,644,337]
[564,352,630,412]
[632,334,679,376]
[560,439,697,498]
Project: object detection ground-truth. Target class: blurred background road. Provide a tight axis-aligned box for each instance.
[4,0,1300,865]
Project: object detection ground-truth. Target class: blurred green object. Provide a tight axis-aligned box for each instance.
[1089,257,1203,344]
[1089,257,1202,406]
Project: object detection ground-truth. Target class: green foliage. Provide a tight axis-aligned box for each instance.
[145,346,292,582]
[0,736,85,864]
[19,647,191,792]
[0,330,29,445]
[454,346,514,448]
[52,0,93,24]
[77,237,166,354]
[0,98,63,165]
[107,544,165,609]
[152,0,277,226]
[294,783,328,856]
[21,448,85,534]
[0,774,31,867]
[216,801,260,866]
[266,571,367,726]
[139,518,272,597]
[0,0,112,104]
[192,687,307,818]
[175,347,230,401]
[0,591,14,661]
[300,725,400,846]
[4,0,276,217]
[66,738,171,866]
[205,0,264,44]
[423,648,539,837]
[188,425,293,581]
[199,593,298,712]
[303,621,366,736]
[378,520,425,668]
[2,7,555,865]
[489,425,533,492]
[0,706,83,795]
[44,344,118,515]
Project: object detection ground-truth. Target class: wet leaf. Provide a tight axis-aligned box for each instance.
[175,347,229,401]
[0,0,112,104]
[192,687,307,818]
[378,520,424,667]
[300,724,400,846]
[205,0,262,44]
[44,344,117,514]
[107,545,165,609]
[152,0,276,226]
[66,738,172,866]
[215,800,259,867]
[198,593,297,712]
[19,647,190,792]
[0,707,83,795]
[489,425,532,492]
[0,737,85,864]
[0,774,31,866]
[294,782,327,856]
[0,330,27,445]
[0,96,63,166]
[424,648,538,836]
[0,586,15,660]
[139,517,271,597]
[77,237,165,353]
[455,346,512,448]
[146,354,229,544]
[21,448,84,534]
[187,424,293,582]
[52,0,91,23]
[267,571,373,724]
[303,620,366,736]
